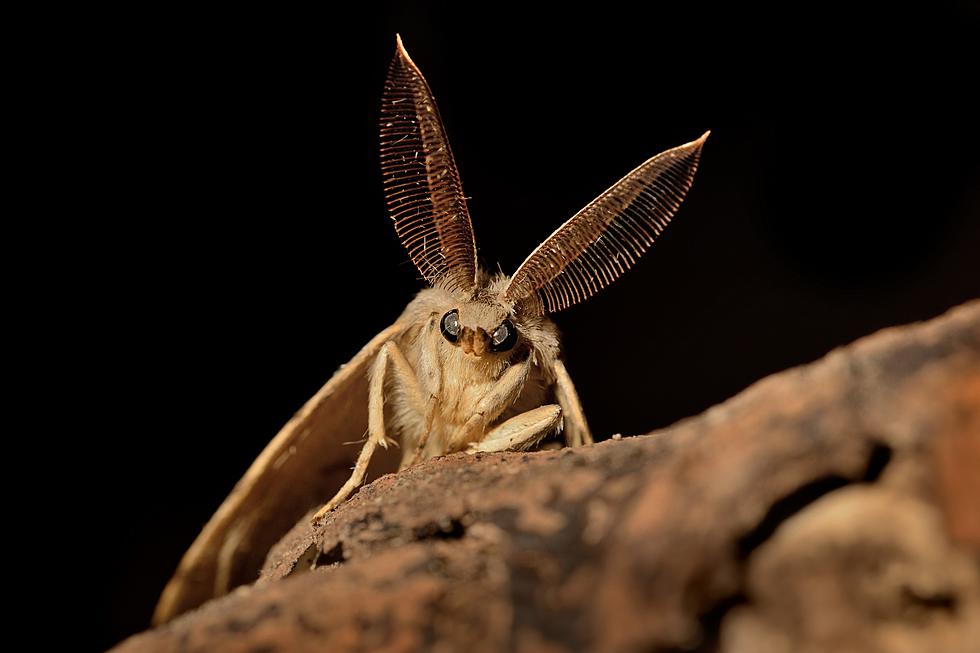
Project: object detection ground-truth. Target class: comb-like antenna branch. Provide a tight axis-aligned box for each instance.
[380,35,478,292]
[504,132,709,313]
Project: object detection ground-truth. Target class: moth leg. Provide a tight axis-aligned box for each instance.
[404,313,445,468]
[470,404,562,453]
[448,356,531,450]
[311,432,379,523]
[375,340,428,450]
[553,359,594,447]
[404,401,438,469]
[313,341,424,522]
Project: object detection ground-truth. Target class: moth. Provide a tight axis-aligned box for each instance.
[154,35,707,624]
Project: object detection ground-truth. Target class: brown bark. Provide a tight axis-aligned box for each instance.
[114,301,980,653]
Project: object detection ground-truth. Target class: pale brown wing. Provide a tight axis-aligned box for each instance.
[504,132,709,314]
[381,35,477,293]
[153,323,407,624]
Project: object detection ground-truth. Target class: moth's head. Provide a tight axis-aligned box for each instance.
[433,273,549,360]
[383,36,707,337]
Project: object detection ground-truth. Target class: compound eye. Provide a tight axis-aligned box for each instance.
[490,319,518,352]
[440,309,461,343]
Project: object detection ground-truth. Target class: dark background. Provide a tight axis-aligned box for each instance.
[52,2,978,650]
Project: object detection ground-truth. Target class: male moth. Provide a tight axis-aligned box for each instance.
[154,35,707,623]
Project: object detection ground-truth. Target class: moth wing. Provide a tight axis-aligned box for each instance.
[153,322,407,624]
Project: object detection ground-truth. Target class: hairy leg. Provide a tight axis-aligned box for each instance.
[312,340,425,522]
[470,404,563,453]
[448,356,532,451]
[553,359,594,447]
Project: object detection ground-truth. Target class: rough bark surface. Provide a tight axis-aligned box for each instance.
[114,301,980,653]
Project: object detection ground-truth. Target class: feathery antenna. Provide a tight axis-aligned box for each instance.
[380,35,478,292]
[504,132,709,313]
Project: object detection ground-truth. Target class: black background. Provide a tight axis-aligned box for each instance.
[51,3,978,651]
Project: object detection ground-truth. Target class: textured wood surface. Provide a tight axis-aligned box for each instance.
[114,301,980,653]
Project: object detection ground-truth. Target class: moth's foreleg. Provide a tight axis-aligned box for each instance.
[312,428,380,523]
[379,342,432,468]
[470,404,562,453]
[449,357,531,450]
[313,341,423,522]
[370,340,426,451]
[553,359,594,447]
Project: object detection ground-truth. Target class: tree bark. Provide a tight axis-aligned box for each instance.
[113,301,980,653]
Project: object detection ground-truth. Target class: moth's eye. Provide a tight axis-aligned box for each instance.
[490,319,518,352]
[440,309,461,343]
